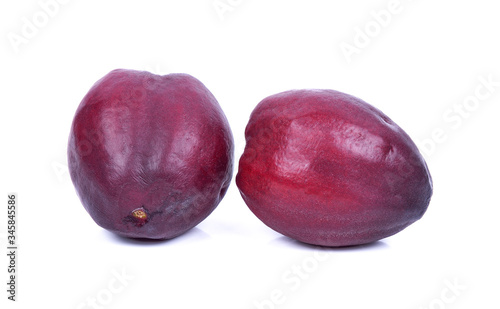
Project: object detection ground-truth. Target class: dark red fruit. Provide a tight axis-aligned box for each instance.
[68,69,233,240]
[236,89,432,247]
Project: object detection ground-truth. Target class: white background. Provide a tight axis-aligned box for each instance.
[1,0,499,308]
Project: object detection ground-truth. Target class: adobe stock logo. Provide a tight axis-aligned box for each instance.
[418,278,467,309]
[75,268,134,309]
[7,0,71,53]
[418,74,499,158]
[339,0,407,64]
[213,0,245,21]
[253,250,332,309]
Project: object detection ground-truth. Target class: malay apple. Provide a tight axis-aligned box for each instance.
[68,69,233,239]
[236,89,432,247]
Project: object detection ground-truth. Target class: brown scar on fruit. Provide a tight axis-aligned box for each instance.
[124,207,149,227]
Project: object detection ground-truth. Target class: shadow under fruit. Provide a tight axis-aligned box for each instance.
[236,89,433,247]
[68,69,233,240]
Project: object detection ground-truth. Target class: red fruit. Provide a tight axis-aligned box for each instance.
[68,69,233,239]
[236,89,432,247]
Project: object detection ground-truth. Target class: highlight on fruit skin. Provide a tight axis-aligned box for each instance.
[68,69,234,240]
[236,89,433,247]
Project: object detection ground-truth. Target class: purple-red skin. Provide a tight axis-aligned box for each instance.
[236,89,433,247]
[68,69,233,239]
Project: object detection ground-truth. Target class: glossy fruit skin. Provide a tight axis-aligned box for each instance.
[68,69,233,239]
[236,89,432,247]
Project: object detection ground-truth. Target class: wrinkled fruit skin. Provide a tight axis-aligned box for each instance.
[236,89,432,247]
[68,69,233,239]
